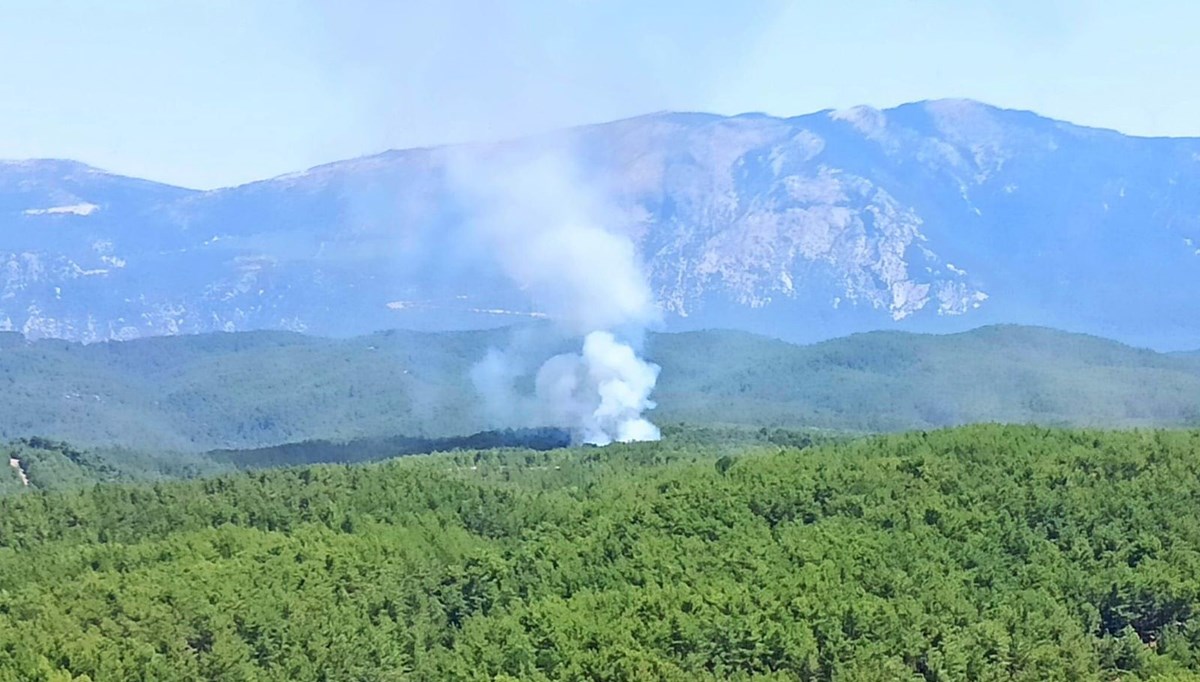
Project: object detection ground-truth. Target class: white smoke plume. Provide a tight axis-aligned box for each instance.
[450,146,662,445]
[536,331,661,446]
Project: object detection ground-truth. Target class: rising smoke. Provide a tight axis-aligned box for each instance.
[535,331,660,446]
[450,147,662,445]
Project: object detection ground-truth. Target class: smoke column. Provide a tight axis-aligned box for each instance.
[451,147,662,445]
[534,330,660,445]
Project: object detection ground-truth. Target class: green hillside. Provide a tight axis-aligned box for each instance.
[3,425,1200,680]
[0,429,582,495]
[0,325,1197,451]
[0,329,504,450]
[0,437,241,495]
[651,325,1200,431]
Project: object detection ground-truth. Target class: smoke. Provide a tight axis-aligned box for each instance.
[535,331,661,446]
[450,146,663,445]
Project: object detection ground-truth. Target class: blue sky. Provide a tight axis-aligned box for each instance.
[2,0,1197,189]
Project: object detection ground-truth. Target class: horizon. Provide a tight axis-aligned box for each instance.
[2,97,1186,191]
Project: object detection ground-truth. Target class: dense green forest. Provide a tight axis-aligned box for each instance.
[0,431,557,494]
[2,425,1200,680]
[657,325,1200,431]
[0,438,225,495]
[0,325,1197,450]
[0,426,826,495]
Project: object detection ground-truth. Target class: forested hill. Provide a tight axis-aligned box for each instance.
[3,425,1200,679]
[0,324,1198,450]
[653,325,1200,431]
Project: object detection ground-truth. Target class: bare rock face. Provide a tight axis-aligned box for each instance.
[1,100,1199,348]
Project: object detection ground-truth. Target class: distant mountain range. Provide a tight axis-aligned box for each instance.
[0,325,1195,451]
[1,100,1198,347]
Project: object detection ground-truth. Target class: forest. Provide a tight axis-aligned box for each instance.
[2,424,1200,680]
[0,325,1197,451]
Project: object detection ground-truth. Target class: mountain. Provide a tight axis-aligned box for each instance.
[0,325,1195,451]
[2,100,1198,347]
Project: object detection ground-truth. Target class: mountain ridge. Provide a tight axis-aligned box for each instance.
[9,98,1199,198]
[2,99,1198,347]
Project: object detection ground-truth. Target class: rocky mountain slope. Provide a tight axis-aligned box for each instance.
[2,100,1198,347]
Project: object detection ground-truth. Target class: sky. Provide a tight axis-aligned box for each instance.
[1,0,1197,189]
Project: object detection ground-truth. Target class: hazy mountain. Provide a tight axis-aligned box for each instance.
[0,325,1195,451]
[2,100,1199,347]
